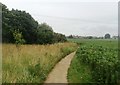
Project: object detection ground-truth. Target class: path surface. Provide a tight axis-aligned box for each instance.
[44,52,76,83]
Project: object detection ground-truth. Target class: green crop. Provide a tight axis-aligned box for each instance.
[76,44,120,84]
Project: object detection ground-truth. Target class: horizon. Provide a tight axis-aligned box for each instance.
[66,34,118,37]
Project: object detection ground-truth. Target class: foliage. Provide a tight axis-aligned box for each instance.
[68,39,119,84]
[12,29,25,45]
[105,34,111,39]
[2,4,38,43]
[37,23,54,44]
[53,33,67,43]
[76,45,119,84]
[68,35,74,38]
[2,4,67,44]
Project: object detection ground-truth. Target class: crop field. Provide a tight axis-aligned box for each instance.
[2,42,77,83]
[68,38,120,84]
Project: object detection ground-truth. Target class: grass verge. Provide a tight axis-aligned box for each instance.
[3,42,77,83]
[67,55,93,83]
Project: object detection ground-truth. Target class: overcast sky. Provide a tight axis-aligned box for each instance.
[1,0,119,36]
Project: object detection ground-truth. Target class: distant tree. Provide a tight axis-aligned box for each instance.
[98,37,104,39]
[53,33,67,43]
[105,34,111,39]
[112,36,118,39]
[87,36,93,39]
[68,35,73,38]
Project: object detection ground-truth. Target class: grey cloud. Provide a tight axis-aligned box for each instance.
[1,0,118,36]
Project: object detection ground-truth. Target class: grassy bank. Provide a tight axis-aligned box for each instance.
[3,42,77,83]
[68,55,92,83]
[68,39,119,84]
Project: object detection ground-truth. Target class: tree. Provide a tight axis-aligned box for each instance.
[68,35,73,38]
[10,9,38,44]
[13,29,25,45]
[2,4,13,43]
[2,4,38,44]
[2,3,67,44]
[53,33,67,43]
[37,23,54,44]
[105,34,111,39]
[87,36,93,39]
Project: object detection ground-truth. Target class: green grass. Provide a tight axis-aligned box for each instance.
[68,56,93,83]
[68,38,118,48]
[67,38,119,83]
[2,42,77,83]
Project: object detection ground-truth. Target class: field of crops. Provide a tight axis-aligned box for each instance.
[2,42,77,83]
[68,39,120,84]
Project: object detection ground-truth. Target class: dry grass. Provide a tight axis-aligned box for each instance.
[2,42,77,83]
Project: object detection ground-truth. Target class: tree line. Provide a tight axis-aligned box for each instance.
[67,33,114,39]
[2,4,67,44]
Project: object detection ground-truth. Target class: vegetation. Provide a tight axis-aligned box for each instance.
[68,39,119,84]
[105,34,111,39]
[2,2,119,84]
[12,29,25,45]
[2,3,75,83]
[2,4,67,44]
[68,55,92,83]
[2,43,77,83]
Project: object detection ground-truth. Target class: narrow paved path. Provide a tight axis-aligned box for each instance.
[44,52,76,83]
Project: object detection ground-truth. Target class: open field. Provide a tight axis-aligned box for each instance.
[2,42,77,83]
[67,38,118,48]
[68,39,120,84]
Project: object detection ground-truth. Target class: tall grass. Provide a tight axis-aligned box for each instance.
[2,42,77,83]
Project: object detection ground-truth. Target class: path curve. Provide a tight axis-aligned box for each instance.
[44,52,76,83]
